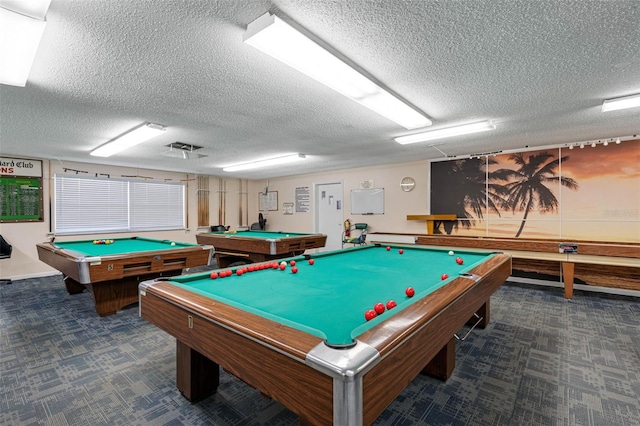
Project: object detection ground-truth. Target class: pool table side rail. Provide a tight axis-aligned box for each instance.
[360,253,511,424]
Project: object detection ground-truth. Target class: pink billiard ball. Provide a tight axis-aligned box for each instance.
[291,267,298,274]
[456,257,464,265]
[386,300,397,310]
[374,302,385,315]
[398,249,404,254]
[405,287,415,297]
[210,272,218,280]
[441,273,449,280]
[386,246,391,251]
[364,310,377,321]
[290,260,296,266]
[308,259,315,265]
[236,269,244,276]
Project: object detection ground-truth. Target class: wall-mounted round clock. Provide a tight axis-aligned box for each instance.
[400,177,416,192]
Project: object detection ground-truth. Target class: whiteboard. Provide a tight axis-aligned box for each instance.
[351,188,384,215]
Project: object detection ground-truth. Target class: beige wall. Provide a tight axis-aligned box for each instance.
[1,158,432,280]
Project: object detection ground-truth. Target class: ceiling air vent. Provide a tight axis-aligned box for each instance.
[161,142,207,159]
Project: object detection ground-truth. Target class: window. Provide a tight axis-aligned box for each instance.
[54,175,185,234]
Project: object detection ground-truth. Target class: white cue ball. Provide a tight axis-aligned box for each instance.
[171,242,176,246]
[448,251,454,256]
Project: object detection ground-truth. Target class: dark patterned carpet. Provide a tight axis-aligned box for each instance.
[1,276,639,425]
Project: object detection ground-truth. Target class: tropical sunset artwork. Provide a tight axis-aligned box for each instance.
[430,140,640,242]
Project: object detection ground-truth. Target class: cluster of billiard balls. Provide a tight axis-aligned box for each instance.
[210,258,315,279]
[93,239,115,245]
[364,249,465,321]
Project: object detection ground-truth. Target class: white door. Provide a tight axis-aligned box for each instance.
[315,182,343,252]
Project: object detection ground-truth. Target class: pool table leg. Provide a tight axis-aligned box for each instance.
[176,340,219,402]
[63,277,85,294]
[422,337,456,380]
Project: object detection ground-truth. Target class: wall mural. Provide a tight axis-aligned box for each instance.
[431,140,640,243]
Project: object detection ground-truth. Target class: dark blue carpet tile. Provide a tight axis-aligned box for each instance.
[2,276,639,425]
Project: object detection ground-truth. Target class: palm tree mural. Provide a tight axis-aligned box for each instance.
[492,151,579,237]
[431,158,507,234]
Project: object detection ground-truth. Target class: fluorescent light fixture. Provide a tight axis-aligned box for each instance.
[223,153,306,172]
[0,6,48,86]
[91,123,166,157]
[601,93,640,112]
[243,13,432,129]
[394,121,496,145]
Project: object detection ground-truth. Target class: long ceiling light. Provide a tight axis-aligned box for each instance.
[0,0,51,87]
[394,121,496,145]
[243,13,432,130]
[223,153,306,172]
[601,93,640,112]
[91,123,166,157]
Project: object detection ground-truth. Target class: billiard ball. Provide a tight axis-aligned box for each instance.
[456,257,463,265]
[291,267,298,274]
[448,251,454,256]
[386,300,397,310]
[290,260,296,266]
[374,302,385,315]
[364,310,377,321]
[308,259,315,265]
[272,263,278,269]
[236,269,243,276]
[405,287,415,297]
[386,246,391,251]
[171,242,176,246]
[441,273,449,280]
[210,272,218,280]
[398,249,404,254]
[93,240,98,244]
[279,263,286,270]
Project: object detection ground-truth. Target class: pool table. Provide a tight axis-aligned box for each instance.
[36,237,213,316]
[195,230,327,267]
[139,244,511,425]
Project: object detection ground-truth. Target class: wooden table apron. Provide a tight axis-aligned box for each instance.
[139,252,511,425]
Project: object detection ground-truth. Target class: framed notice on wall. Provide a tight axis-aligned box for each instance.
[259,191,278,211]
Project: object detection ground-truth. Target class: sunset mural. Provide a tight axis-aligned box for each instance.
[430,139,640,242]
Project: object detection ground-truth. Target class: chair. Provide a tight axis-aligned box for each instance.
[0,235,12,284]
[342,223,368,248]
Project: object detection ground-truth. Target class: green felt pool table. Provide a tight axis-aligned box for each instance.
[139,244,511,425]
[36,237,213,316]
[195,230,327,267]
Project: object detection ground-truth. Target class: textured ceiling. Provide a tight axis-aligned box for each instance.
[1,0,639,179]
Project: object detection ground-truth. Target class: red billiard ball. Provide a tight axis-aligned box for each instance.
[236,269,243,276]
[441,273,449,280]
[210,272,218,280]
[456,257,463,265]
[279,263,286,271]
[364,309,377,321]
[290,260,296,266]
[405,287,415,297]
[398,249,404,254]
[291,267,298,274]
[374,302,385,314]
[386,300,397,310]
[386,246,391,251]
[272,263,278,269]
[308,259,315,265]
